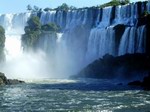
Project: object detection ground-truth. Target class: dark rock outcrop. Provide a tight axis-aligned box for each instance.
[142,74,150,90]
[7,79,25,85]
[128,80,142,86]
[0,72,8,85]
[114,24,125,54]
[74,53,150,79]
[0,72,25,85]
[128,73,150,90]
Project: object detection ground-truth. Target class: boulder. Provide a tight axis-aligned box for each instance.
[7,79,25,85]
[0,72,8,85]
[128,80,142,86]
[142,74,150,90]
[128,73,150,90]
[0,72,25,85]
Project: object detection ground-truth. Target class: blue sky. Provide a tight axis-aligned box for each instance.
[0,0,146,14]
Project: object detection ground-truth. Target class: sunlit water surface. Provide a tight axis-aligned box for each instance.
[0,79,150,112]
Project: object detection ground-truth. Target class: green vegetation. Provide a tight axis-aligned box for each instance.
[54,1,130,10]
[27,5,42,13]
[142,11,150,17]
[27,0,130,13]
[22,16,41,50]
[0,26,5,62]
[44,7,53,12]
[22,16,60,50]
[27,5,42,18]
[55,3,77,11]
[99,0,130,8]
[27,16,41,30]
[56,3,69,11]
[27,5,32,11]
[43,3,77,12]
[27,3,77,13]
[41,23,60,32]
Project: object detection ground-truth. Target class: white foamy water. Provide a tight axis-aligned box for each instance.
[5,34,22,60]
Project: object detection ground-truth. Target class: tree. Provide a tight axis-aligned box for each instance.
[57,3,69,11]
[99,0,130,8]
[27,5,42,14]
[44,7,52,12]
[119,0,130,5]
[22,16,41,50]
[41,23,60,32]
[27,5,32,11]
[27,16,41,30]
[69,6,77,10]
[33,5,40,12]
[22,16,60,51]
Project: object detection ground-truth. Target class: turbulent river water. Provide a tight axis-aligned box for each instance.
[0,79,150,112]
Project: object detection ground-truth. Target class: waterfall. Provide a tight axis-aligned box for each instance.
[147,1,150,13]
[0,1,149,78]
[86,27,116,63]
[38,9,94,76]
[0,13,52,79]
[118,26,146,55]
[136,25,146,53]
[0,13,30,59]
[118,27,131,55]
[98,7,113,28]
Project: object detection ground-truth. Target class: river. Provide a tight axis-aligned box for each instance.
[0,79,150,112]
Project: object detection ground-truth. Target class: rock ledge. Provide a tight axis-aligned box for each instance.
[0,72,25,85]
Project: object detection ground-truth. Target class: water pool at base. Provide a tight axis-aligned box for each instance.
[0,79,150,112]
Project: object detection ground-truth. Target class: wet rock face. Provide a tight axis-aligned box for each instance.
[142,74,150,90]
[74,53,150,79]
[0,72,25,85]
[0,72,7,85]
[7,79,25,85]
[128,80,142,86]
[128,73,150,90]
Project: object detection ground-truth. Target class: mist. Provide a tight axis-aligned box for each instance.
[0,33,78,79]
[0,13,80,80]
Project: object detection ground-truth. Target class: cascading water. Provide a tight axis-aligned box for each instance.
[118,26,146,55]
[98,7,113,28]
[0,13,52,79]
[38,9,94,77]
[38,1,148,76]
[0,1,149,79]
[85,27,116,63]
